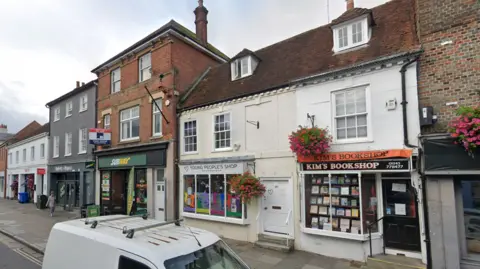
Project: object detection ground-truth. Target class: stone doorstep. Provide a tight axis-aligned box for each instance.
[367,255,425,269]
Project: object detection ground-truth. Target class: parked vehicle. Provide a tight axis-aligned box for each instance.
[42,215,250,269]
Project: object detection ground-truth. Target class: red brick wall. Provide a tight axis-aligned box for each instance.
[96,35,223,149]
[416,0,480,133]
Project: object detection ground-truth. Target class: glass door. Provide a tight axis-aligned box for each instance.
[111,170,127,214]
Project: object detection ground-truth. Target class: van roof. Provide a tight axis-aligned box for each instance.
[52,215,220,265]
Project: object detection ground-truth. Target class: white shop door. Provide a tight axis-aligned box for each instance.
[155,169,166,222]
[261,179,292,235]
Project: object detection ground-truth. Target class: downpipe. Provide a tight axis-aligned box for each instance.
[400,56,419,148]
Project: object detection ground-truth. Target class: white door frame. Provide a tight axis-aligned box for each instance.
[258,177,295,238]
[154,168,166,221]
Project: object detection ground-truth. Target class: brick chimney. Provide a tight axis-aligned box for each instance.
[76,81,80,88]
[346,0,354,10]
[0,124,7,134]
[194,0,208,46]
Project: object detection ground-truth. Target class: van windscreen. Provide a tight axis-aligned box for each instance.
[163,240,249,269]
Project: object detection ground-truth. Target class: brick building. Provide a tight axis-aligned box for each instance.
[416,0,480,268]
[0,121,42,199]
[92,1,228,221]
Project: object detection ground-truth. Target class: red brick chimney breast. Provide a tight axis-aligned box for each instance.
[194,0,208,46]
[346,0,354,10]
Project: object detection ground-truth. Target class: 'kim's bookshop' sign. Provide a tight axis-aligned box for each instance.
[302,159,410,171]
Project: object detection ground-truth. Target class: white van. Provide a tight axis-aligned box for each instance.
[42,215,251,269]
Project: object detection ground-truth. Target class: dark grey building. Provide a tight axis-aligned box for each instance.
[46,80,97,210]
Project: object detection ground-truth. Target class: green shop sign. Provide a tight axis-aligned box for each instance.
[98,154,147,168]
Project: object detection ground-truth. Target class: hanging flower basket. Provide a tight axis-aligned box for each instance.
[229,172,266,204]
[289,126,332,157]
[448,106,480,157]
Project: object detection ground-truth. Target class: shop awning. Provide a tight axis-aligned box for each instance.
[422,136,480,175]
[297,149,413,163]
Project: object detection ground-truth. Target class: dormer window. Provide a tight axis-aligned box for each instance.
[332,17,370,52]
[231,56,258,81]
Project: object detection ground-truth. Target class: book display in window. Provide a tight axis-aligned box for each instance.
[305,174,361,234]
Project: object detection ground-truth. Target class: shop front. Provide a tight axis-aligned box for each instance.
[297,149,425,262]
[48,162,95,210]
[96,146,167,218]
[7,166,48,203]
[0,171,4,198]
[179,157,255,241]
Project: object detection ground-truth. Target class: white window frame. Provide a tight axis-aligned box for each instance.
[231,56,252,81]
[104,114,111,130]
[152,98,162,137]
[30,146,35,161]
[78,128,87,154]
[139,53,152,82]
[79,94,88,112]
[15,151,19,163]
[8,153,12,164]
[22,148,26,162]
[183,120,198,154]
[65,101,73,117]
[54,107,60,122]
[65,133,72,156]
[212,112,232,151]
[120,106,140,142]
[181,173,249,225]
[331,85,372,144]
[333,17,369,52]
[53,136,59,158]
[111,68,121,93]
[40,143,45,159]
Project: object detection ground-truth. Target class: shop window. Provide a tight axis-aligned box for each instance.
[304,173,378,234]
[462,180,480,256]
[135,169,147,215]
[183,174,244,220]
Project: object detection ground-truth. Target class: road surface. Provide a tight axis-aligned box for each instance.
[0,233,42,269]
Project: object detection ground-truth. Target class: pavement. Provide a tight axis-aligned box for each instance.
[0,199,362,269]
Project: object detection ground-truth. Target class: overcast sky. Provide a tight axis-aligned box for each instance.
[0,0,388,133]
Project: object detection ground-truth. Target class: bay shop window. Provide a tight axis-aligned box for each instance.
[183,174,247,222]
[302,172,379,237]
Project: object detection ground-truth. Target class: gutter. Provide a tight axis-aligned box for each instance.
[400,56,420,148]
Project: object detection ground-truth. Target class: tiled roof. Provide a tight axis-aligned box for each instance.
[331,8,372,26]
[181,0,420,109]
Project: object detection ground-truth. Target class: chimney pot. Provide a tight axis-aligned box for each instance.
[82,82,85,86]
[76,81,80,88]
[194,0,208,46]
[346,0,354,10]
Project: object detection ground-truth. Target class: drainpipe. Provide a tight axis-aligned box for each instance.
[400,56,419,148]
[418,148,432,269]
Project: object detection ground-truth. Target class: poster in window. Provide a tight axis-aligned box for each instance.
[227,174,242,219]
[210,175,225,216]
[310,205,318,214]
[312,185,320,194]
[183,175,195,213]
[196,175,209,214]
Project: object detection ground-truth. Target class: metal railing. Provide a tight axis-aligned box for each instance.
[368,216,385,258]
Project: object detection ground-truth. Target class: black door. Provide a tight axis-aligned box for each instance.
[382,180,421,251]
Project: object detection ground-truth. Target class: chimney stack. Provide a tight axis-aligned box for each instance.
[76,81,80,88]
[346,0,354,10]
[194,0,208,46]
[82,82,85,86]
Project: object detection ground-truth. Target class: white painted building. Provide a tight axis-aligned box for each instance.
[7,125,49,203]
[179,88,297,243]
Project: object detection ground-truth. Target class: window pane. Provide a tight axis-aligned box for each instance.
[196,175,209,215]
[336,105,345,116]
[154,114,161,134]
[346,103,356,114]
[132,119,139,137]
[210,175,225,216]
[336,118,346,129]
[226,174,242,219]
[304,174,331,229]
[122,122,129,139]
[462,180,480,255]
[358,126,368,137]
[346,116,356,128]
[357,115,367,126]
[347,128,356,138]
[183,175,195,213]
[337,128,346,139]
[361,174,378,233]
[335,93,345,105]
[132,107,139,117]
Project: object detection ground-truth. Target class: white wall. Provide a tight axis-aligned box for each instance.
[295,63,421,152]
[180,89,298,242]
[7,134,49,201]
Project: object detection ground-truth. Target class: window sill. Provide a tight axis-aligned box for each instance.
[119,138,140,145]
[332,138,373,145]
[79,109,87,113]
[53,156,59,159]
[182,151,198,156]
[65,115,72,118]
[150,134,163,140]
[301,226,381,241]
[64,154,72,157]
[53,119,59,122]
[333,43,369,55]
[212,148,233,153]
[182,212,250,225]
[78,151,87,155]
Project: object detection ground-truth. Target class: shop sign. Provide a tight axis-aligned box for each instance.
[297,149,413,163]
[36,168,46,175]
[89,128,111,145]
[181,162,244,174]
[53,165,74,172]
[101,172,110,201]
[98,154,147,168]
[85,161,95,169]
[302,159,410,171]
